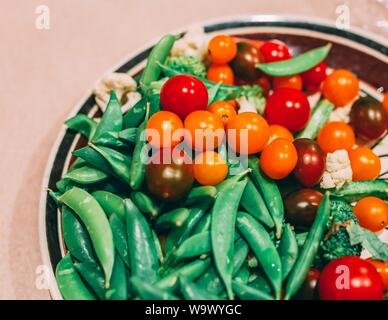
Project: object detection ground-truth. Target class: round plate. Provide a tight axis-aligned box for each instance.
[39,15,388,300]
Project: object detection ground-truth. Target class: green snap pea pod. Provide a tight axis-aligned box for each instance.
[61,206,95,263]
[179,277,221,300]
[59,188,114,287]
[296,99,334,139]
[123,96,147,129]
[92,91,123,142]
[236,212,282,299]
[240,178,274,229]
[139,34,176,93]
[131,277,179,300]
[232,281,274,300]
[215,168,250,193]
[56,178,74,193]
[68,157,88,172]
[56,254,96,300]
[155,208,190,232]
[329,180,388,201]
[192,213,211,234]
[109,214,130,269]
[249,270,272,294]
[92,190,125,220]
[117,127,137,144]
[152,229,164,264]
[256,44,332,76]
[248,157,283,238]
[63,165,108,185]
[234,263,250,284]
[92,131,127,149]
[278,223,299,281]
[183,186,217,206]
[105,253,128,300]
[125,198,159,283]
[74,261,106,300]
[130,191,160,218]
[211,179,248,299]
[284,192,331,300]
[73,146,116,177]
[65,114,97,140]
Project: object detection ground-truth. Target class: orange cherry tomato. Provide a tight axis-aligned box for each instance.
[273,74,303,90]
[225,99,238,111]
[383,92,388,116]
[353,197,388,232]
[368,259,388,291]
[208,35,237,64]
[317,121,355,153]
[260,138,298,179]
[322,69,359,107]
[348,147,381,181]
[268,124,294,143]
[146,111,184,148]
[193,151,228,186]
[207,64,234,85]
[226,112,270,155]
[208,101,237,125]
[184,110,225,151]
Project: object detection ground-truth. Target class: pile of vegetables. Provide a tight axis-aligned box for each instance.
[53,30,388,300]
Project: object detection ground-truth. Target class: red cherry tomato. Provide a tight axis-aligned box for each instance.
[256,76,271,97]
[301,61,327,92]
[160,75,208,120]
[318,256,384,300]
[207,64,234,85]
[264,88,311,132]
[260,40,292,62]
[273,74,303,91]
[295,268,321,300]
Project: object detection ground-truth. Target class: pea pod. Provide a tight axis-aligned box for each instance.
[278,223,299,281]
[296,99,334,139]
[130,191,160,218]
[117,128,137,144]
[59,187,115,287]
[125,198,159,283]
[179,277,221,300]
[92,191,125,220]
[73,146,116,177]
[249,271,272,294]
[183,186,217,206]
[155,208,190,232]
[152,229,164,264]
[74,261,106,300]
[61,206,95,263]
[68,157,87,172]
[109,214,130,268]
[329,180,388,201]
[55,254,95,300]
[240,178,274,229]
[234,263,250,284]
[248,157,284,238]
[105,253,128,300]
[65,114,97,140]
[131,277,179,300]
[236,212,282,299]
[123,96,147,129]
[256,44,332,76]
[211,179,248,299]
[192,213,211,234]
[63,165,108,185]
[284,192,331,300]
[232,281,274,300]
[92,131,127,149]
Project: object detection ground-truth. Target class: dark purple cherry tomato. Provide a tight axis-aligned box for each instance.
[160,75,208,120]
[350,96,387,141]
[264,88,311,132]
[293,138,325,187]
[230,42,264,82]
[301,61,327,93]
[295,269,321,300]
[284,189,323,229]
[260,40,292,63]
[146,149,193,202]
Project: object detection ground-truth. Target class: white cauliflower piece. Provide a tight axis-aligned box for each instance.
[93,72,139,112]
[320,149,353,189]
[329,103,352,123]
[170,27,209,61]
[237,96,257,114]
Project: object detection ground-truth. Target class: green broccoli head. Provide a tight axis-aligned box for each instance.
[166,56,207,78]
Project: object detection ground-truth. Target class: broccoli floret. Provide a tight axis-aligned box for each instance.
[166,56,207,78]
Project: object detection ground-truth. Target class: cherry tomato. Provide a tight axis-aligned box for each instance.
[317,121,355,153]
[284,189,323,229]
[184,110,225,151]
[225,99,238,111]
[160,75,208,120]
[293,138,325,187]
[348,147,381,181]
[322,69,359,107]
[268,124,294,143]
[350,96,387,141]
[146,111,184,148]
[295,269,321,300]
[256,76,271,97]
[193,151,228,186]
[353,196,388,232]
[208,101,237,125]
[318,256,384,300]
[207,64,234,85]
[273,74,303,91]
[300,61,327,92]
[260,138,298,180]
[260,40,292,63]
[383,92,388,115]
[230,42,264,82]
[146,149,193,202]
[232,36,264,49]
[208,35,237,64]
[265,88,311,132]
[226,112,270,155]
[368,259,388,292]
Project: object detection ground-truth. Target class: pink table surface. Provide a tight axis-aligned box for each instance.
[0,0,386,300]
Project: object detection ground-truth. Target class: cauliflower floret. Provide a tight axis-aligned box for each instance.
[170,27,209,61]
[93,72,140,112]
[237,96,257,114]
[320,149,353,189]
[329,103,352,123]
